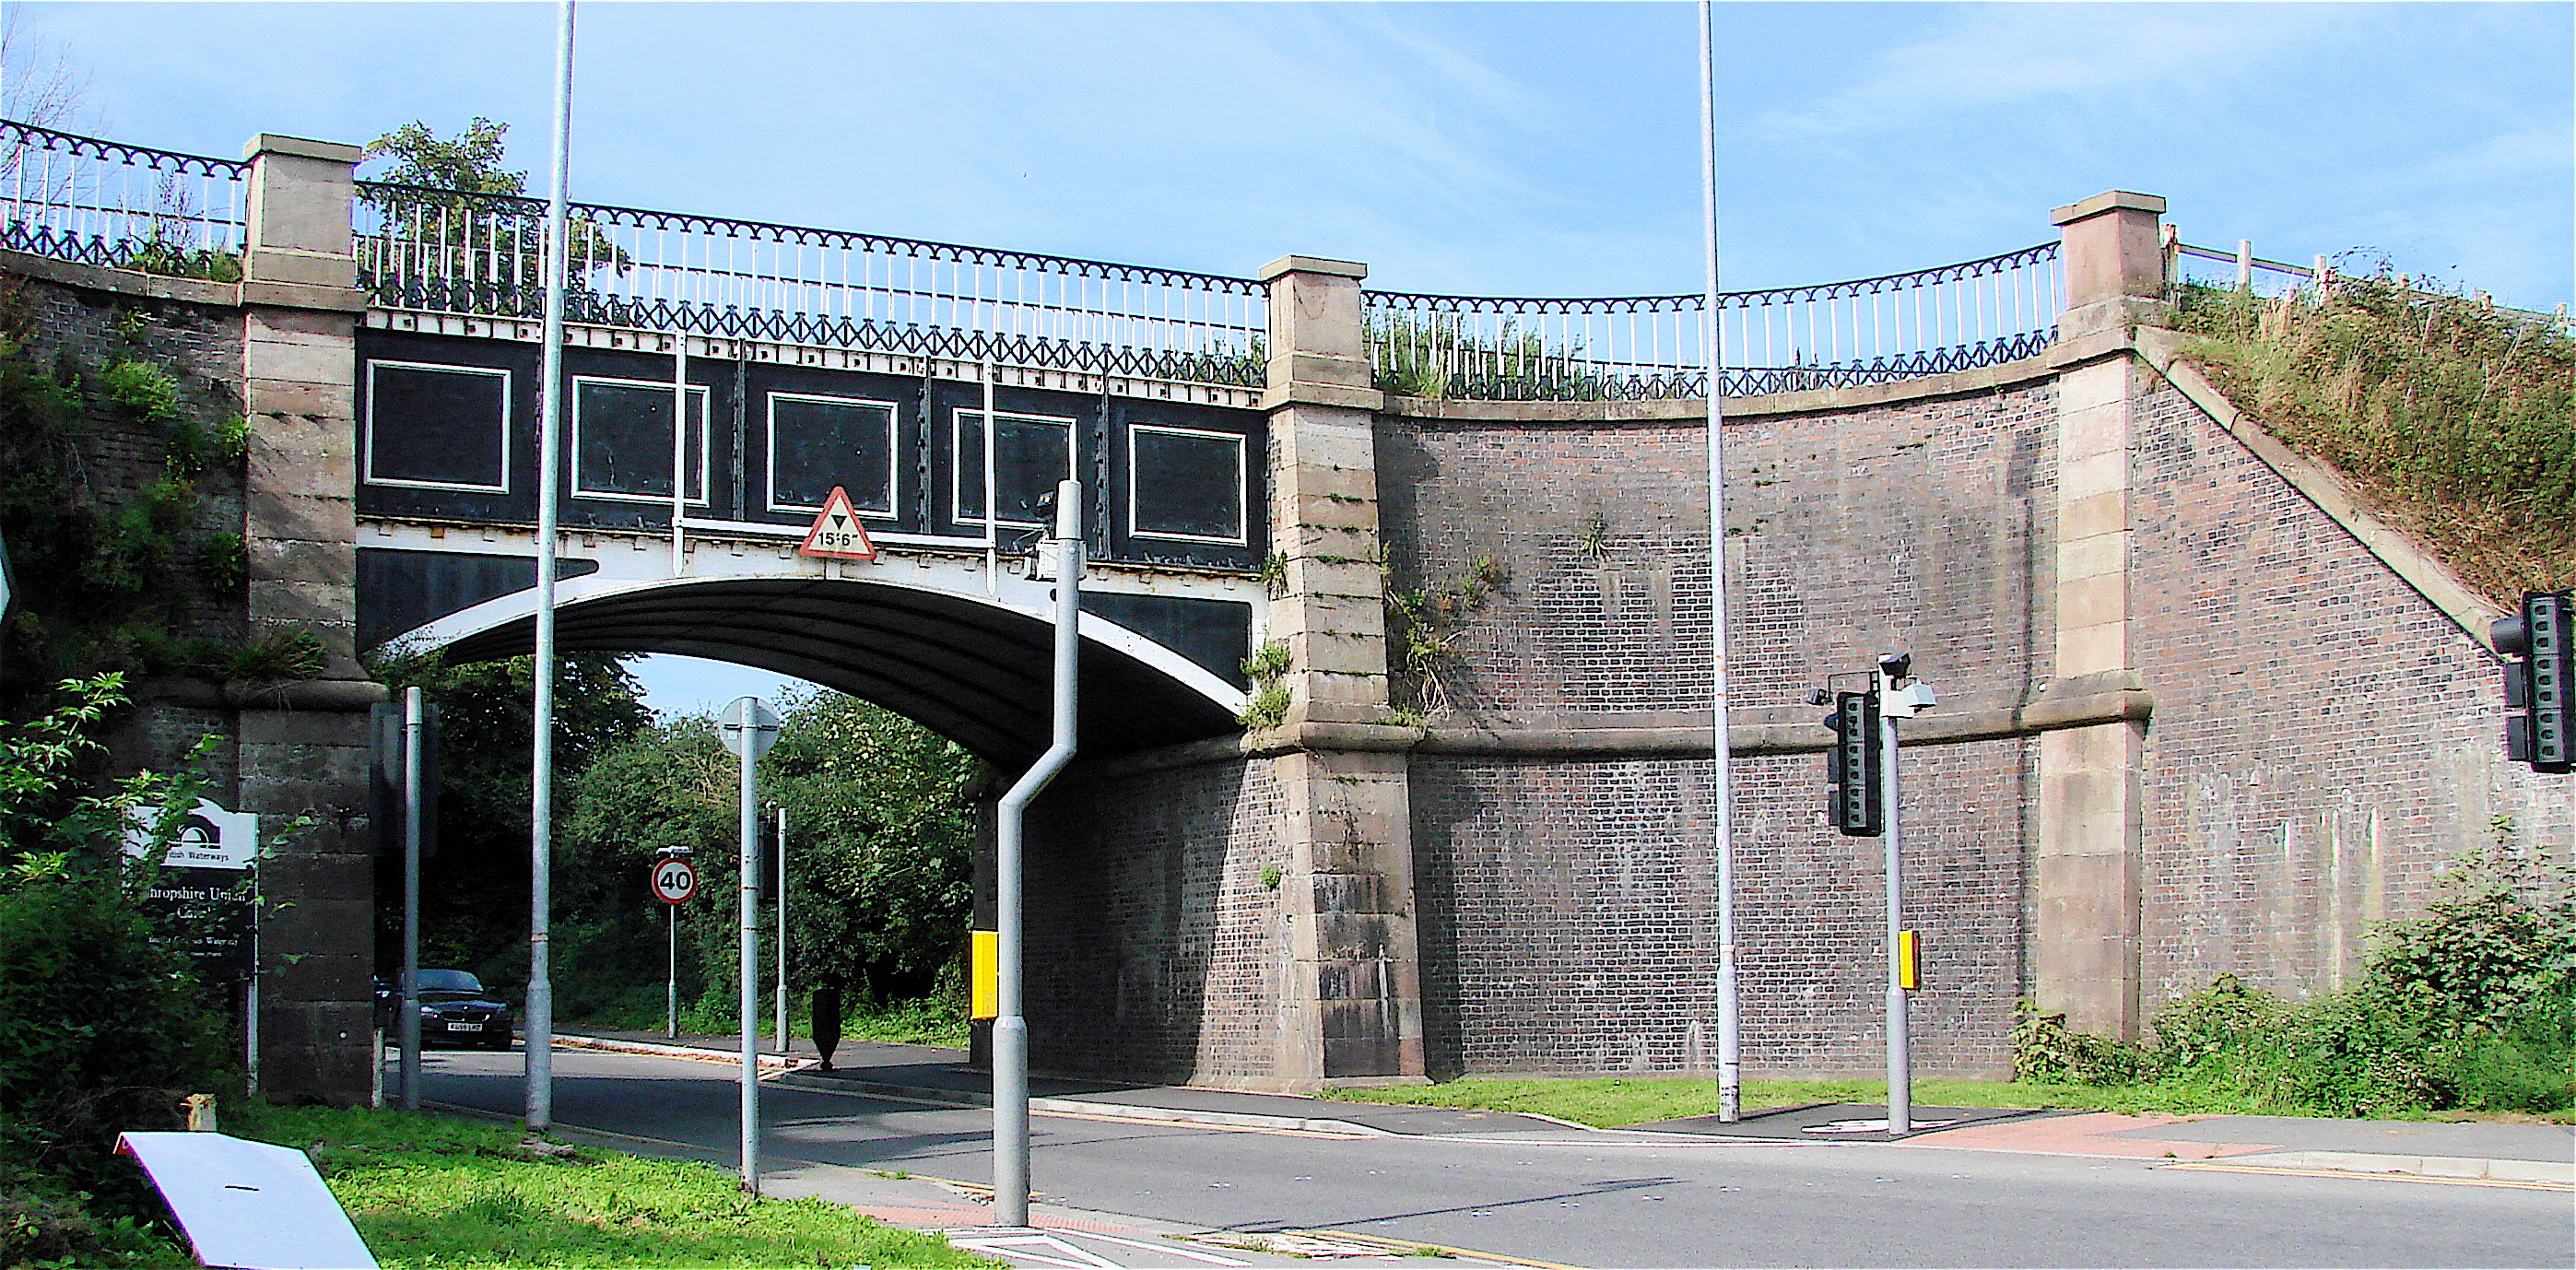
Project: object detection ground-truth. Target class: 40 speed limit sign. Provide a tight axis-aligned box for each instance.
[650,857,698,905]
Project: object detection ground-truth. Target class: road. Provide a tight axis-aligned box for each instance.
[418,1047,2571,1268]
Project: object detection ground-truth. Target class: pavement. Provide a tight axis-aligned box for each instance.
[556,1026,2574,1189]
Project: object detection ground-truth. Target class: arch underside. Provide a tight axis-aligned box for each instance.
[439,577,1241,764]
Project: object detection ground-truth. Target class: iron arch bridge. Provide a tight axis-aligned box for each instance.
[353,317,1272,762]
[376,564,1249,763]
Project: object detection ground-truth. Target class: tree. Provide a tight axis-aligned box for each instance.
[365,119,526,196]
[369,651,655,987]
[558,692,983,1014]
[357,119,628,318]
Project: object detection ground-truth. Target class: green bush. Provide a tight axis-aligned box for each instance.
[2016,839,2576,1117]
[0,677,241,1244]
[0,1184,187,1267]
[2011,1000,2150,1085]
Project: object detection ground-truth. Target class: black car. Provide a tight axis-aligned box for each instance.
[373,970,514,1050]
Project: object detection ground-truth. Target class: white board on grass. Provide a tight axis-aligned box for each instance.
[117,1132,378,1270]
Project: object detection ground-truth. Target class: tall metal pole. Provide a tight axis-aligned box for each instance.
[773,804,788,1053]
[525,0,576,1135]
[736,704,761,1193]
[399,686,425,1111]
[994,479,1084,1229]
[1880,664,1911,1137]
[1696,0,1744,1123]
[665,891,676,1039]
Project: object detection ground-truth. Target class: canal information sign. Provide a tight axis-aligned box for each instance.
[123,800,260,981]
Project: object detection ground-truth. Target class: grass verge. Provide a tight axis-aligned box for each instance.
[230,1102,994,1269]
[1314,1076,2317,1128]
[573,995,970,1049]
[1316,1076,2571,1129]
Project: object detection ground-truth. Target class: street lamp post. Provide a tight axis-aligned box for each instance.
[720,698,781,1193]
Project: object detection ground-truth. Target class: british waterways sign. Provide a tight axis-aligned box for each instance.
[123,800,260,982]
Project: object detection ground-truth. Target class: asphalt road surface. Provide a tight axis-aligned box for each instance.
[419,1047,2571,1268]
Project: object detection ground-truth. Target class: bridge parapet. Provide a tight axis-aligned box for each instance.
[350,181,1269,389]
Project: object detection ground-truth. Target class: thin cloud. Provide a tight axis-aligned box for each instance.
[2403,123,2576,187]
[1755,4,2380,138]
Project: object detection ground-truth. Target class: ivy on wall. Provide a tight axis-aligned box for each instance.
[0,282,319,708]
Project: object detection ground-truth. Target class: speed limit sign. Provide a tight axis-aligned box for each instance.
[650,857,698,905]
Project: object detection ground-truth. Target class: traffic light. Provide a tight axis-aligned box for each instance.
[1825,689,1884,836]
[2495,591,2573,775]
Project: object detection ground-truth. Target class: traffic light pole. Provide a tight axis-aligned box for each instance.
[1877,661,1910,1138]
[720,699,780,1195]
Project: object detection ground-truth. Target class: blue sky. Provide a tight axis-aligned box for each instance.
[17,0,2569,714]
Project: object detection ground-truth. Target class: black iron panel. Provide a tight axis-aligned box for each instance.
[364,362,509,490]
[1079,593,1253,689]
[355,328,1266,571]
[356,548,597,650]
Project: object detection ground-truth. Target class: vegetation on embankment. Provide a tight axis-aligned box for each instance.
[227,1103,994,1270]
[1329,837,2574,1128]
[2,676,244,1268]
[2171,271,2575,600]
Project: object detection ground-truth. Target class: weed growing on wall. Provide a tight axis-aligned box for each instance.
[1370,314,1601,401]
[118,238,243,283]
[1237,640,1292,729]
[1384,556,1507,718]
[2174,269,2576,598]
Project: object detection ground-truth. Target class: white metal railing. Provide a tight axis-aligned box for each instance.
[354,183,1269,387]
[2169,237,2323,300]
[0,120,246,280]
[1363,241,2064,401]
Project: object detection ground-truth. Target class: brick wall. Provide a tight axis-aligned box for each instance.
[1026,755,1292,1084]
[1380,382,2056,1077]
[2127,377,2573,1004]
[6,274,248,775]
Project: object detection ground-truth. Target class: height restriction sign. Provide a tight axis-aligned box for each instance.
[650,857,698,905]
[798,487,878,561]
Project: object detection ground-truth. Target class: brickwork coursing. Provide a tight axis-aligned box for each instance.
[1380,383,2057,1076]
[1374,419,1714,716]
[1026,756,1290,1083]
[2126,376,2573,1005]
[1413,738,2028,1080]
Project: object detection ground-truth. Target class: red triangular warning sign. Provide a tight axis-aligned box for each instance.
[797,487,878,561]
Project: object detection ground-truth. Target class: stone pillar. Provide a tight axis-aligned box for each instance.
[2033,191,2163,1039]
[238,134,382,1103]
[2051,190,2168,340]
[1258,256,1423,1084]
